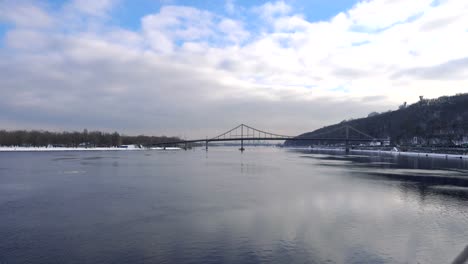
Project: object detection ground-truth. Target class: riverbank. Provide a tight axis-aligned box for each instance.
[352,149,467,159]
[0,146,142,152]
[0,146,184,152]
[292,147,468,160]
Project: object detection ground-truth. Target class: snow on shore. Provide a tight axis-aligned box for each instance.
[0,145,184,152]
[0,146,143,152]
[289,147,467,160]
[351,149,467,159]
[150,147,182,150]
[1,145,464,158]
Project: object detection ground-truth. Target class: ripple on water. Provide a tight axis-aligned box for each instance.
[61,170,86,175]
[429,185,468,192]
[52,157,78,161]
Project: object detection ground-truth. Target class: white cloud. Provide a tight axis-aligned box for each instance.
[5,29,54,50]
[0,0,467,135]
[254,1,292,21]
[68,0,116,17]
[0,1,53,28]
[348,0,433,30]
[142,6,215,53]
[218,19,249,43]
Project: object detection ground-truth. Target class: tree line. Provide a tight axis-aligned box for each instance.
[0,129,180,147]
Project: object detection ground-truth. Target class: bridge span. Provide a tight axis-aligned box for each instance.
[155,124,388,152]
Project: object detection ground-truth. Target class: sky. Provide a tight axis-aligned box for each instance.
[0,0,467,138]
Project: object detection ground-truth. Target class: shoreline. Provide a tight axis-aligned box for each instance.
[0,147,143,152]
[1,146,467,159]
[353,148,467,159]
[288,147,468,160]
[0,146,184,152]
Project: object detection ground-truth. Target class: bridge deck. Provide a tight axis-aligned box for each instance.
[155,137,387,146]
[153,124,387,147]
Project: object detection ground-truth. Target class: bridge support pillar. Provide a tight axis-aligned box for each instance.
[239,124,245,152]
[345,126,350,154]
[184,142,187,151]
[205,140,208,151]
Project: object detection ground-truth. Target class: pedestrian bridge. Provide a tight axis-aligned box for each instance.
[156,124,388,152]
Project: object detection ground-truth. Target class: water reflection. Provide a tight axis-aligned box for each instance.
[0,149,467,264]
[293,149,468,204]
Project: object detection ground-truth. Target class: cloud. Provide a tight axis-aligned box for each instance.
[0,1,53,28]
[254,1,292,21]
[332,67,369,79]
[225,0,235,14]
[0,34,388,135]
[347,0,433,30]
[142,6,215,53]
[68,0,116,17]
[218,19,250,43]
[0,0,467,136]
[419,14,461,31]
[391,57,468,80]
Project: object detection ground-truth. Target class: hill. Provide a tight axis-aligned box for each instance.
[285,93,468,146]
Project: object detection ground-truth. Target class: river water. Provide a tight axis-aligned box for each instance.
[0,148,467,264]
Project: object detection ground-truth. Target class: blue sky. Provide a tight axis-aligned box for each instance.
[0,0,467,136]
[0,0,360,37]
[109,0,359,30]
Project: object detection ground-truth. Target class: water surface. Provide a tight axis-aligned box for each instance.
[0,148,467,263]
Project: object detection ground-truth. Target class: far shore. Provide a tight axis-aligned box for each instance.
[0,147,140,152]
[0,146,182,152]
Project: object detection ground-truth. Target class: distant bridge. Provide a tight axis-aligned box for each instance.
[155,124,388,152]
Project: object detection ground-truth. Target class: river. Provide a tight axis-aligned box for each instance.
[0,148,467,263]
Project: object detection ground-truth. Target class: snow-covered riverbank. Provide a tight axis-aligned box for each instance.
[0,146,184,152]
[351,149,467,159]
[289,147,468,160]
[0,147,142,152]
[0,145,186,152]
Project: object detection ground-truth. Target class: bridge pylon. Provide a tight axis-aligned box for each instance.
[345,126,350,154]
[240,124,245,152]
[208,123,291,152]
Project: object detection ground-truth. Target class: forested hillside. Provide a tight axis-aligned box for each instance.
[287,93,468,146]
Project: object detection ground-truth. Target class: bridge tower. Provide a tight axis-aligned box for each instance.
[240,124,245,152]
[345,125,350,154]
